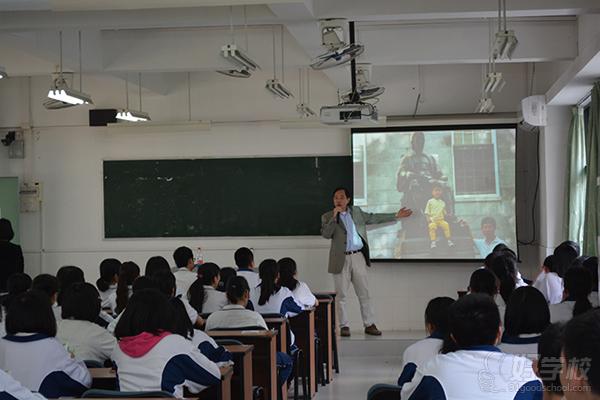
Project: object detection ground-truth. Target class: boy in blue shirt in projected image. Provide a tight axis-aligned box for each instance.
[424,184,454,249]
[472,216,505,258]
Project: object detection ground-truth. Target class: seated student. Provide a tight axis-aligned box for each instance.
[97,258,120,309]
[401,293,541,400]
[581,256,599,307]
[111,289,220,397]
[0,291,91,398]
[205,276,293,386]
[188,263,227,314]
[0,369,48,400]
[499,286,550,360]
[32,274,61,321]
[145,255,171,277]
[553,241,579,279]
[108,261,140,315]
[250,259,303,318]
[107,276,157,334]
[56,282,116,364]
[169,296,232,365]
[490,252,518,310]
[468,267,505,324]
[234,247,260,296]
[549,266,592,323]
[397,297,454,387]
[532,323,565,400]
[560,309,600,400]
[217,267,237,292]
[278,257,317,309]
[56,265,85,306]
[150,270,202,328]
[533,255,563,305]
[2,272,31,310]
[172,246,198,297]
[205,276,268,331]
[493,245,528,287]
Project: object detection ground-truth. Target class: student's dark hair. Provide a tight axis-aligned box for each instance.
[582,256,599,292]
[537,323,565,395]
[0,218,15,241]
[442,293,500,353]
[170,297,193,339]
[483,252,496,269]
[32,274,59,299]
[493,243,509,252]
[278,257,299,291]
[563,266,592,317]
[198,262,220,286]
[468,268,498,297]
[226,276,250,304]
[542,255,558,274]
[563,309,600,395]
[424,297,455,335]
[554,241,580,278]
[234,247,254,269]
[504,286,550,337]
[6,290,56,336]
[217,267,237,292]
[56,266,85,306]
[132,276,158,292]
[480,216,496,229]
[332,186,351,198]
[489,253,517,304]
[150,270,176,298]
[186,263,218,313]
[145,256,170,277]
[97,258,121,292]
[258,259,279,306]
[173,246,194,269]
[114,289,175,340]
[61,282,101,323]
[3,273,32,308]
[116,261,140,314]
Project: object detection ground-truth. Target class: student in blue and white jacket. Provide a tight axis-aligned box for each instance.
[499,286,550,360]
[397,297,455,387]
[0,369,47,400]
[111,289,221,398]
[0,290,91,398]
[278,257,318,309]
[250,259,303,318]
[401,294,542,400]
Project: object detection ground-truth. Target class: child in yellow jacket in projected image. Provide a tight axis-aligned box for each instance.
[424,185,454,249]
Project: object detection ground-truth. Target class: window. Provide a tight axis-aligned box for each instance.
[452,130,500,198]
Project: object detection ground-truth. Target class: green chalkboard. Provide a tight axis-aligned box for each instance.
[103,156,352,238]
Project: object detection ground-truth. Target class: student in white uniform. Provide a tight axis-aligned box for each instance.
[172,246,198,297]
[32,274,62,322]
[532,323,565,400]
[549,266,592,323]
[56,266,85,307]
[401,294,542,400]
[250,259,303,318]
[150,270,202,328]
[234,247,261,296]
[111,289,220,398]
[278,257,317,309]
[107,276,162,335]
[468,268,506,324]
[96,258,120,309]
[533,255,563,305]
[109,261,140,315]
[499,286,550,360]
[0,369,47,400]
[56,283,116,364]
[492,245,528,287]
[397,297,454,387]
[188,263,227,314]
[0,290,91,398]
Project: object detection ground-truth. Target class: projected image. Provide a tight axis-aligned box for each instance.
[352,126,516,260]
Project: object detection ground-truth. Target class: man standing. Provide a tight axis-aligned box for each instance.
[321,187,412,336]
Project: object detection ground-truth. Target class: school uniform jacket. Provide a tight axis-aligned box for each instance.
[290,281,317,309]
[112,332,220,398]
[398,332,443,387]
[174,268,197,297]
[250,286,303,318]
[201,286,228,314]
[0,369,46,400]
[236,268,261,298]
[99,284,117,309]
[400,345,542,400]
[532,272,563,304]
[57,319,117,363]
[0,333,92,398]
[191,330,233,365]
[498,334,541,361]
[205,304,268,331]
[549,300,576,323]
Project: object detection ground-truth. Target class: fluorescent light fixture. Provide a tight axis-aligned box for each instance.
[296,103,316,118]
[116,109,150,122]
[43,98,75,110]
[0,66,7,79]
[494,30,518,60]
[475,97,495,113]
[266,79,293,99]
[221,44,260,71]
[216,68,251,78]
[47,77,93,105]
[483,72,506,93]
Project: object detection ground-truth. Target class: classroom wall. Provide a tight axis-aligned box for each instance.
[0,72,548,331]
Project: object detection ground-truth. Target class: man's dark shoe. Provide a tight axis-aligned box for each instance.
[340,327,351,337]
[364,324,382,336]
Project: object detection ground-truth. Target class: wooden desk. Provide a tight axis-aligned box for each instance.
[197,365,233,400]
[289,309,316,398]
[315,297,334,383]
[208,330,278,400]
[315,291,339,374]
[224,344,254,400]
[90,368,117,390]
[264,317,288,352]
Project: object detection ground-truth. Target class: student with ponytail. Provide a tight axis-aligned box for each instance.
[109,261,140,315]
[489,252,517,309]
[250,259,303,318]
[549,266,592,323]
[187,262,227,314]
[277,257,317,309]
[96,258,120,309]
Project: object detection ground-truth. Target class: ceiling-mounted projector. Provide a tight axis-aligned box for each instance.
[320,103,378,125]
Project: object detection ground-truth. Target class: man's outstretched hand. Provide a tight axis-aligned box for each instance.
[396,207,413,219]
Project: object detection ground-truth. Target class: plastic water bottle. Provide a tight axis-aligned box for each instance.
[194,247,204,268]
